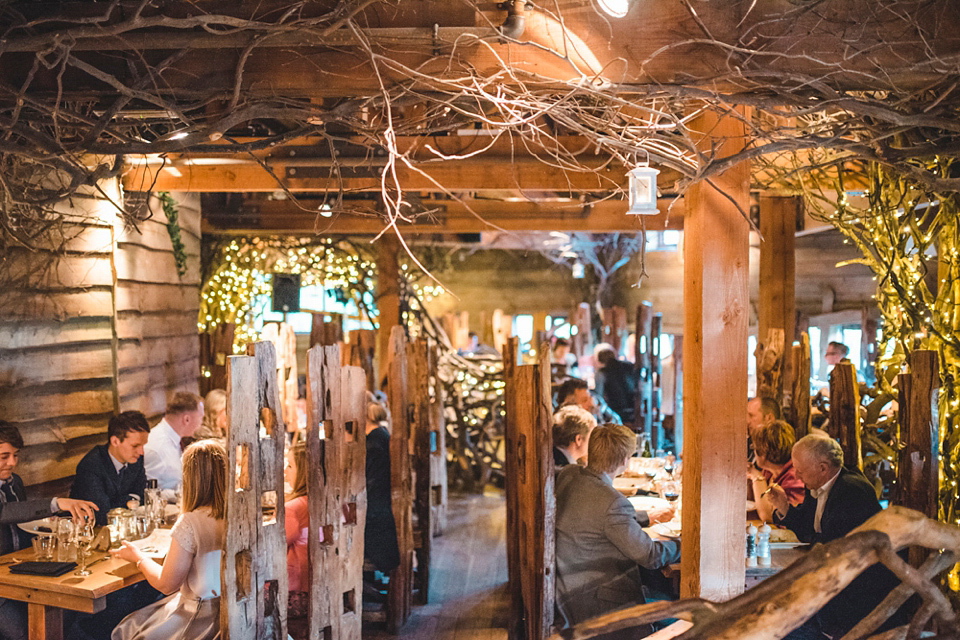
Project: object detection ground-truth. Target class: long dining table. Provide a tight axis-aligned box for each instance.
[0,548,144,640]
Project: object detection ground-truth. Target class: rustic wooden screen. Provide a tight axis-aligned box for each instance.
[756,328,785,406]
[829,361,862,470]
[409,337,432,605]
[896,350,940,518]
[346,329,376,392]
[304,344,367,640]
[635,301,654,439]
[223,341,288,640]
[790,332,812,439]
[504,338,555,640]
[386,326,414,632]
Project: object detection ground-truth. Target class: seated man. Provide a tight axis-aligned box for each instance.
[555,424,681,637]
[593,344,638,424]
[769,434,904,638]
[552,405,596,468]
[144,392,203,496]
[556,377,621,425]
[1,421,97,640]
[71,411,149,526]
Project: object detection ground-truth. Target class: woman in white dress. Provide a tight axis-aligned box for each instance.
[110,440,227,640]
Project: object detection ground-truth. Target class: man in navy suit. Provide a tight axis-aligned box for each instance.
[770,434,904,639]
[0,421,97,640]
[70,411,150,526]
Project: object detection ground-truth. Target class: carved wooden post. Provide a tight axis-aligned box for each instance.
[223,341,288,640]
[829,362,862,471]
[305,345,343,640]
[758,195,797,394]
[755,328,785,407]
[386,326,413,633]
[504,340,555,639]
[338,365,367,640]
[346,329,376,391]
[635,302,654,439]
[897,350,940,519]
[790,332,812,439]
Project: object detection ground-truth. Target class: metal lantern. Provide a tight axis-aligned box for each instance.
[626,165,659,215]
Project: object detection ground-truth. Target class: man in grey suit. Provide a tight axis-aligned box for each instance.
[555,423,681,637]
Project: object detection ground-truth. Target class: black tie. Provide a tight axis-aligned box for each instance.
[1,481,20,552]
[0,482,15,503]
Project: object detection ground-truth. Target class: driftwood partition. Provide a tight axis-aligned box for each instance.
[346,329,376,392]
[303,344,367,640]
[386,326,414,633]
[755,328,785,406]
[504,337,555,640]
[896,350,941,519]
[829,361,862,470]
[200,321,235,395]
[789,332,812,438]
[223,341,288,640]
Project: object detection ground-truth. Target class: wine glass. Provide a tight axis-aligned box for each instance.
[74,520,96,576]
[660,480,680,504]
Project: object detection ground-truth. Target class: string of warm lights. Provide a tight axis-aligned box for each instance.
[818,161,960,531]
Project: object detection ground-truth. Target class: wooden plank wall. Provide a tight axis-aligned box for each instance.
[0,184,200,488]
[116,192,201,422]
[222,342,288,640]
[504,340,555,640]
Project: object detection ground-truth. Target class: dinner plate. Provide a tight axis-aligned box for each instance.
[651,522,682,538]
[16,517,57,535]
[627,496,671,513]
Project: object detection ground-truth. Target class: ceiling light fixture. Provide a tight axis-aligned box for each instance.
[626,164,660,215]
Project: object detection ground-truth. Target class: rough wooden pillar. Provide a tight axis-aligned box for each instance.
[346,329,376,391]
[680,108,750,601]
[897,350,940,518]
[409,338,432,605]
[651,313,663,447]
[572,303,591,360]
[673,335,684,454]
[829,362,862,471]
[338,365,367,640]
[758,195,797,392]
[310,312,344,348]
[305,345,343,640]
[790,332,812,439]
[755,328,785,406]
[635,302,654,438]
[503,337,523,640]
[376,235,402,386]
[504,340,555,640]
[223,341,288,640]
[427,342,448,536]
[386,326,414,633]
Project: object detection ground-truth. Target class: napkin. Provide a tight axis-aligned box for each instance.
[10,561,77,577]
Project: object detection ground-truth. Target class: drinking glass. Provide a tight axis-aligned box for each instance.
[56,519,76,562]
[660,480,680,503]
[32,533,54,561]
[74,521,96,576]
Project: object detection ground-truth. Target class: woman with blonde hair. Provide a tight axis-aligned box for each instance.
[193,389,227,441]
[284,442,310,618]
[111,440,227,640]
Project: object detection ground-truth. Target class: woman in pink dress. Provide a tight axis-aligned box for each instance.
[748,420,805,522]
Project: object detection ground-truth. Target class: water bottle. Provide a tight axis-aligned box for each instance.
[746,524,758,567]
[757,523,771,566]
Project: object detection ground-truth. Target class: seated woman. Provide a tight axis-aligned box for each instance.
[110,440,226,640]
[192,389,226,441]
[748,419,805,522]
[284,443,309,624]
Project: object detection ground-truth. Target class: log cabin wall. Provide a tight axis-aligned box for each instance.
[0,182,201,489]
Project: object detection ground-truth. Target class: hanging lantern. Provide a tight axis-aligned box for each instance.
[571,261,585,279]
[626,165,660,215]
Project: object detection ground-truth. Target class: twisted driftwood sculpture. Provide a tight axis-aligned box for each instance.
[549,507,960,640]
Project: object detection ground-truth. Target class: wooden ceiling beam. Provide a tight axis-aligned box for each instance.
[122,158,684,193]
[202,196,684,235]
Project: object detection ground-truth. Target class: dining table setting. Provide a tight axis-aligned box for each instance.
[0,498,178,640]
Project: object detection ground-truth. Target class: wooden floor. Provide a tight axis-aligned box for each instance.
[364,489,510,640]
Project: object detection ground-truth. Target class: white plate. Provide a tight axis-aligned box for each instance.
[627,496,671,513]
[16,517,57,535]
[651,522,682,538]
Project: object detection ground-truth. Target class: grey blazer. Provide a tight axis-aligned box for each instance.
[555,464,680,627]
[0,499,55,526]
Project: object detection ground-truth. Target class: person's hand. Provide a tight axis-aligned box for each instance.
[647,505,675,525]
[56,498,98,522]
[766,483,788,516]
[110,540,142,565]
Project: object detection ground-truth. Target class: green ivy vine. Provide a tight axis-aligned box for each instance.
[159,192,188,276]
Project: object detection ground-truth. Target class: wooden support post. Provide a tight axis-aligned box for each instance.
[339,365,367,640]
[635,302,655,438]
[651,313,663,449]
[829,362,862,471]
[27,603,62,640]
[493,309,513,355]
[758,195,797,393]
[310,312,344,348]
[386,326,414,633]
[200,322,235,395]
[376,235,402,386]
[790,333,812,439]
[673,335,684,455]
[680,108,749,601]
[409,338,432,605]
[896,350,940,519]
[305,345,344,640]
[223,341,288,640]
[504,340,555,640]
[572,303,591,361]
[503,336,523,640]
[346,329,376,391]
[427,341,448,536]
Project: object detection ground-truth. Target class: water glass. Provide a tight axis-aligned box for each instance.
[32,533,54,561]
[56,519,76,562]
